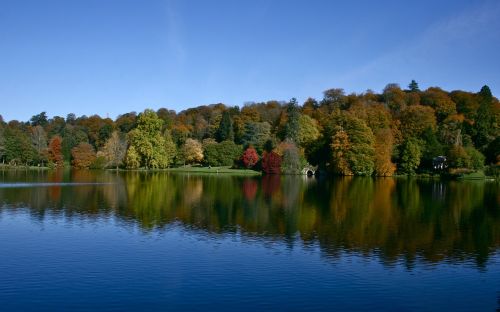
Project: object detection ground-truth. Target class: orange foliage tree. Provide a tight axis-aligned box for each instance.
[47,136,64,167]
[71,142,96,169]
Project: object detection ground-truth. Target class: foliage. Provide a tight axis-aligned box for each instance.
[241,121,271,153]
[215,110,234,142]
[284,98,300,142]
[374,129,396,176]
[242,146,259,169]
[48,136,64,167]
[398,138,422,174]
[0,83,497,174]
[330,113,375,175]
[203,140,241,167]
[71,143,96,169]
[125,146,141,169]
[127,109,174,168]
[280,142,302,174]
[181,138,204,165]
[399,105,437,138]
[102,131,127,169]
[262,151,281,174]
[297,114,320,147]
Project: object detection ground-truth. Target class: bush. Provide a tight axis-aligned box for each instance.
[204,141,242,167]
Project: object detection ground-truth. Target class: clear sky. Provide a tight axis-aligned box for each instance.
[1,0,499,121]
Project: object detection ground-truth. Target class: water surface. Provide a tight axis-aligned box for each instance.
[0,170,499,311]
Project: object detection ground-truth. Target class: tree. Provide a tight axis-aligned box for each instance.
[374,129,396,176]
[383,84,407,113]
[241,121,271,153]
[329,113,375,175]
[30,112,48,127]
[262,151,281,174]
[127,109,173,168]
[181,138,204,165]
[203,140,241,167]
[215,110,234,142]
[297,114,320,147]
[48,136,64,167]
[331,128,352,175]
[62,125,89,160]
[474,85,494,149]
[281,142,302,174]
[408,80,420,92]
[30,125,48,165]
[102,131,127,169]
[421,87,456,121]
[398,138,422,174]
[399,105,437,138]
[71,143,96,169]
[3,127,36,165]
[0,126,4,162]
[284,98,300,142]
[242,146,259,169]
[125,145,140,169]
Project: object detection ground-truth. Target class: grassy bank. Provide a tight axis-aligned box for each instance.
[166,166,261,175]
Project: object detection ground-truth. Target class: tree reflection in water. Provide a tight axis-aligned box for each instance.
[0,170,498,268]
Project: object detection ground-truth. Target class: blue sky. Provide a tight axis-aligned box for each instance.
[1,0,499,121]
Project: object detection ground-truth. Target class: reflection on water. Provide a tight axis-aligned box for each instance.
[1,170,498,268]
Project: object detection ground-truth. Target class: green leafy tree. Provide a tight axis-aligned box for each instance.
[215,110,234,142]
[241,121,271,153]
[297,114,320,147]
[474,85,494,149]
[408,80,420,92]
[284,98,300,142]
[203,140,241,166]
[3,127,36,165]
[398,138,422,174]
[127,109,173,168]
[125,145,140,169]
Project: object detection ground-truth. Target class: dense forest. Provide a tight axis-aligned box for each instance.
[0,81,499,176]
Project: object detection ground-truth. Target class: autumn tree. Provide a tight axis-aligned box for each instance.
[374,129,396,176]
[399,105,437,139]
[71,142,96,169]
[242,146,259,169]
[420,87,456,121]
[181,138,204,165]
[262,151,281,174]
[48,136,64,167]
[30,125,48,165]
[102,131,127,169]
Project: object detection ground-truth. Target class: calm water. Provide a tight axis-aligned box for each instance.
[0,170,499,311]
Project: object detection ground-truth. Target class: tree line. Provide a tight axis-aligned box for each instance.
[0,81,499,175]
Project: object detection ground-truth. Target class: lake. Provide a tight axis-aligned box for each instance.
[0,170,499,311]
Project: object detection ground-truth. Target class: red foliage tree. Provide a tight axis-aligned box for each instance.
[261,151,281,174]
[242,146,259,168]
[48,136,64,167]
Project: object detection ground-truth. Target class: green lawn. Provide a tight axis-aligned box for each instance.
[166,166,261,175]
